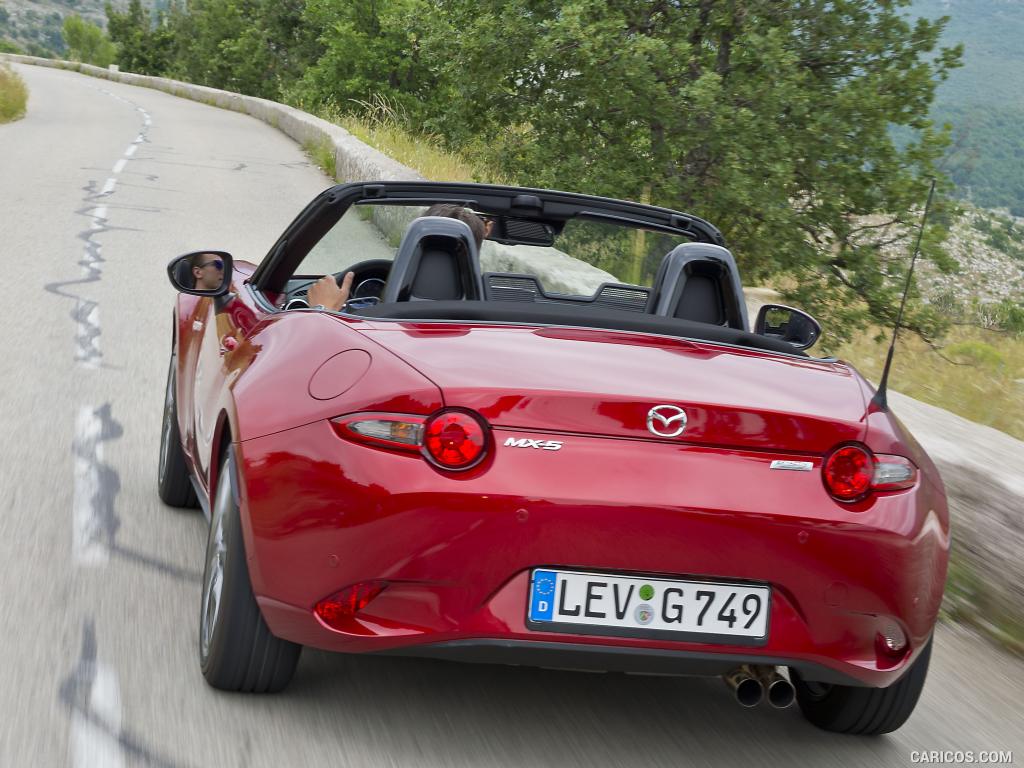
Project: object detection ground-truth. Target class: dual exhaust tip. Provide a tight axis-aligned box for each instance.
[723,665,795,709]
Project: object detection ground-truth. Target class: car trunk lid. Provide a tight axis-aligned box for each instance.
[355,322,866,453]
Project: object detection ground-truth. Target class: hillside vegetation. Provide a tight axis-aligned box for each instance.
[909,0,1024,215]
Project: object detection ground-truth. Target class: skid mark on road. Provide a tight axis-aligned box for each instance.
[72,404,123,566]
[43,89,152,370]
[60,620,188,768]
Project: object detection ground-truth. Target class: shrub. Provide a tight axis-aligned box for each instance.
[0,63,28,123]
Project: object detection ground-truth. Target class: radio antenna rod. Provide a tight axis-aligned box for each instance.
[872,177,936,411]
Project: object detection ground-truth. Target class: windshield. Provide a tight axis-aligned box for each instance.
[294,201,684,298]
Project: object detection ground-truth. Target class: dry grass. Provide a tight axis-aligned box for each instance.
[0,63,28,123]
[838,327,1024,441]
[303,136,337,179]
[313,96,507,184]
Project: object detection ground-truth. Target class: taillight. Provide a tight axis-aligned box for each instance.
[331,409,490,470]
[823,444,918,501]
[330,414,425,452]
[823,444,873,501]
[423,410,488,470]
[871,454,917,491]
[314,581,386,632]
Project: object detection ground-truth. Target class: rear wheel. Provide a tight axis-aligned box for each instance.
[200,449,301,692]
[158,353,198,508]
[792,638,932,735]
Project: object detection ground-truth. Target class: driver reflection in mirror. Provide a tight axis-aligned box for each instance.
[305,204,492,312]
[191,253,225,291]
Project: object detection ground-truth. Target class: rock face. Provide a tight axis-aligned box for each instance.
[914,206,1024,305]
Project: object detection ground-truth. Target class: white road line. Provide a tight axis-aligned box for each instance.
[111,159,126,174]
[93,206,107,221]
[69,662,124,768]
[72,406,108,565]
[100,178,116,195]
[124,145,137,157]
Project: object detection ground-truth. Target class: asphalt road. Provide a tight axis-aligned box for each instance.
[1,63,1021,768]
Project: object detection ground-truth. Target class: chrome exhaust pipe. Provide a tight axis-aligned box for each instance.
[756,667,796,709]
[723,665,764,707]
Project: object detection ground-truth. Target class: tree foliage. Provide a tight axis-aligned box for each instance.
[105,0,174,75]
[104,0,964,342]
[62,14,116,67]
[285,0,433,115]
[421,0,962,341]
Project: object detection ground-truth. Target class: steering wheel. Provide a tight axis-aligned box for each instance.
[336,259,391,301]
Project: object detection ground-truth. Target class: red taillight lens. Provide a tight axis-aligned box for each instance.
[423,410,488,469]
[823,445,919,501]
[823,444,873,501]
[314,581,386,632]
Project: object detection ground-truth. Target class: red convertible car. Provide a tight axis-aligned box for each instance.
[160,182,948,735]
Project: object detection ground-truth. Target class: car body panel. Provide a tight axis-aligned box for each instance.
[352,321,867,453]
[236,416,947,687]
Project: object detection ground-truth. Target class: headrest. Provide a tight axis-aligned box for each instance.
[648,243,748,330]
[381,216,483,303]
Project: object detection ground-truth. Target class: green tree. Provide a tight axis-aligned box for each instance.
[106,0,173,75]
[62,14,116,68]
[288,0,436,116]
[423,0,963,342]
[156,0,320,99]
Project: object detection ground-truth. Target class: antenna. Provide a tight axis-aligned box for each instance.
[872,177,937,411]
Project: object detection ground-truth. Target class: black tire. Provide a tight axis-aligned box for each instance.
[200,449,301,692]
[792,638,932,735]
[157,353,198,508]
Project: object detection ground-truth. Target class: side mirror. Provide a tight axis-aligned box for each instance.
[166,251,233,297]
[754,304,821,350]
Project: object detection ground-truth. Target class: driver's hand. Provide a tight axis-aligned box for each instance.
[308,271,353,311]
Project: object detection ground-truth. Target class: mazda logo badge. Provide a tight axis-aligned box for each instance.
[647,405,688,438]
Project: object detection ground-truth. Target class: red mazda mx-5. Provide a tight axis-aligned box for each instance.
[159,181,948,735]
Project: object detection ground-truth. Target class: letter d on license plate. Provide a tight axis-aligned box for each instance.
[528,569,770,645]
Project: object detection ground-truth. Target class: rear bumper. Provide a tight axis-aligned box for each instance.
[238,420,949,688]
[376,639,873,686]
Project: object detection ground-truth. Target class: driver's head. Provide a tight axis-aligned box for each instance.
[423,204,491,250]
[190,252,225,291]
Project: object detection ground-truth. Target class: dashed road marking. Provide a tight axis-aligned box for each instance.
[112,158,126,174]
[69,661,124,768]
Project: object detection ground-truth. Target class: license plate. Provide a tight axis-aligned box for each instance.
[527,569,770,643]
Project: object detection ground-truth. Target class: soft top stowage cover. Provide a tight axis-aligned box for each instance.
[352,300,806,357]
